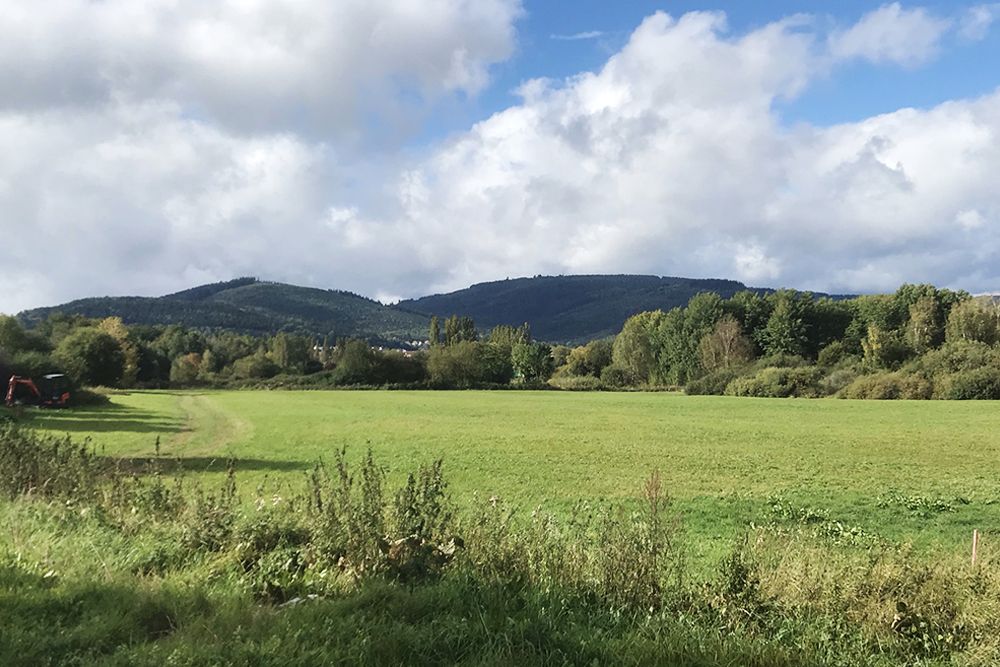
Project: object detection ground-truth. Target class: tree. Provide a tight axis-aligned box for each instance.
[511,342,554,381]
[170,353,202,385]
[861,325,912,371]
[945,299,1000,346]
[612,310,667,385]
[427,341,512,387]
[460,317,478,343]
[486,324,530,353]
[52,328,126,387]
[653,292,723,385]
[269,332,290,369]
[429,317,441,347]
[565,339,614,377]
[0,315,28,353]
[759,291,810,357]
[444,316,461,346]
[698,315,754,371]
[99,317,139,387]
[906,296,944,354]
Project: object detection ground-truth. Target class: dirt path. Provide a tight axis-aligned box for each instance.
[162,392,250,458]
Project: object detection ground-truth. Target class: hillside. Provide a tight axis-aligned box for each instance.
[394,275,757,344]
[18,279,431,346]
[17,274,850,346]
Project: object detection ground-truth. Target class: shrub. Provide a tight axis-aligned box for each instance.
[841,372,933,400]
[910,340,1000,378]
[600,364,635,388]
[231,352,280,380]
[818,368,856,396]
[934,368,1000,400]
[724,366,822,398]
[685,367,743,396]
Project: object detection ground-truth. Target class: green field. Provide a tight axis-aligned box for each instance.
[7,390,1000,666]
[25,390,1000,558]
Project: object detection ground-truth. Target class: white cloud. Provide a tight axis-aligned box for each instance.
[0,0,522,142]
[550,31,604,41]
[3,4,1000,316]
[959,4,1000,41]
[828,3,951,67]
[379,10,1000,297]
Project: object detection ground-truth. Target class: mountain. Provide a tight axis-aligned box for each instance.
[17,274,851,346]
[393,275,759,344]
[18,278,431,346]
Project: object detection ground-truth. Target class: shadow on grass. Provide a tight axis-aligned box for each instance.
[24,403,184,435]
[111,457,311,474]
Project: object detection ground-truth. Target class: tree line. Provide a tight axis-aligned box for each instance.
[4,281,1000,398]
[0,312,555,393]
[552,283,1000,399]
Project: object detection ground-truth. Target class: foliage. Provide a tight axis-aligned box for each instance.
[840,372,933,400]
[427,341,513,387]
[945,298,1000,345]
[934,368,1000,400]
[231,352,280,380]
[511,342,554,381]
[698,314,754,371]
[560,338,614,378]
[724,366,823,398]
[758,290,810,357]
[0,424,103,500]
[684,366,744,396]
[51,327,126,387]
[862,324,913,371]
[612,310,667,385]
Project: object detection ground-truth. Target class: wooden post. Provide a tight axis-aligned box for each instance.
[972,529,979,568]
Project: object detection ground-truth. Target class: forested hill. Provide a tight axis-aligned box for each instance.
[17,275,850,346]
[395,275,763,344]
[17,279,431,346]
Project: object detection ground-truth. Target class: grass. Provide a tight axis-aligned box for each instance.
[6,395,1000,667]
[22,390,1000,563]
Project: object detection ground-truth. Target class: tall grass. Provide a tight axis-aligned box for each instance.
[2,422,998,666]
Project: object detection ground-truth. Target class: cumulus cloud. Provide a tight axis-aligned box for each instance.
[827,3,951,67]
[380,10,1000,297]
[2,3,1000,315]
[0,0,522,141]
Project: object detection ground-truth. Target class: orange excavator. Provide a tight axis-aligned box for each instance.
[5,374,72,408]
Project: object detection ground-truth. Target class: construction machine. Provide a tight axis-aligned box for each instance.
[5,374,72,408]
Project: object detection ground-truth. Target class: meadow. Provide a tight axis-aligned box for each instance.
[26,389,1000,555]
[4,390,1000,666]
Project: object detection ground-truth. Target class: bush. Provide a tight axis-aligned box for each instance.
[934,368,1000,400]
[840,372,933,400]
[685,367,743,396]
[231,353,280,380]
[724,366,822,398]
[818,368,856,395]
[600,364,635,388]
[910,340,1000,377]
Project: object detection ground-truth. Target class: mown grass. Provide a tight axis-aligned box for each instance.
[24,390,1000,564]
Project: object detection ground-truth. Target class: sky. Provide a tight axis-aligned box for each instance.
[2,1,1000,314]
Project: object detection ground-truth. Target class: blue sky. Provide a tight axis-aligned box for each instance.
[1,1,999,312]
[472,1,1000,130]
